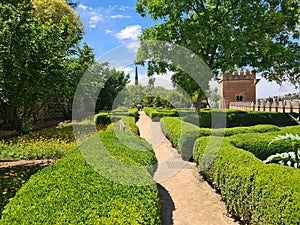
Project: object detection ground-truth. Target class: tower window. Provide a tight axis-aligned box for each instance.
[236,95,244,102]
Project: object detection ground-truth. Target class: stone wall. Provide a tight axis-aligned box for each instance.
[220,70,258,109]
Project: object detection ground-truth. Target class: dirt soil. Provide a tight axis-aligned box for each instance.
[0,159,57,169]
[136,111,239,225]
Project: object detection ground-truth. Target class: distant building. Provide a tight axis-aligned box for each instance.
[219,70,260,109]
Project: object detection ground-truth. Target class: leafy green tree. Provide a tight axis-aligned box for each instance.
[95,64,130,111]
[136,0,300,112]
[31,0,81,26]
[0,0,92,132]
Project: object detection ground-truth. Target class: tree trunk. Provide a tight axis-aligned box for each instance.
[195,94,202,114]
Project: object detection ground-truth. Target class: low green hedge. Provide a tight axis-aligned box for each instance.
[144,107,179,120]
[94,108,139,126]
[193,137,300,225]
[160,117,200,160]
[0,130,160,224]
[183,109,299,128]
[94,112,111,125]
[199,124,280,137]
[106,116,140,135]
[161,117,282,160]
[229,129,299,160]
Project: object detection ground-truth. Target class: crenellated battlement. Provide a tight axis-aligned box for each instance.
[221,70,256,80]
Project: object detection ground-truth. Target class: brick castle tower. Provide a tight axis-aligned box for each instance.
[219,70,259,109]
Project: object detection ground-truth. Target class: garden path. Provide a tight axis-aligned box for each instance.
[136,111,239,225]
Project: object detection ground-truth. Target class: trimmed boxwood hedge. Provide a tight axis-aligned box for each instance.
[160,117,282,160]
[183,109,299,128]
[229,126,300,160]
[193,137,300,225]
[160,117,200,160]
[161,117,300,224]
[0,130,160,225]
[144,107,179,120]
[199,124,280,137]
[106,116,140,135]
[94,108,140,126]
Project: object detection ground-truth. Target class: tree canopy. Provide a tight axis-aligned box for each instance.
[136,0,300,107]
[0,0,93,132]
[31,0,81,26]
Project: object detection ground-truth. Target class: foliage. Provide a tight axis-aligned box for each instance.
[184,109,299,128]
[193,136,300,225]
[199,124,281,137]
[95,67,130,111]
[229,131,300,160]
[94,112,111,126]
[0,165,45,218]
[264,133,300,168]
[106,116,140,136]
[31,0,81,26]
[0,126,76,160]
[160,117,200,160]
[0,0,94,131]
[136,0,300,85]
[122,85,191,109]
[144,107,179,120]
[0,131,160,224]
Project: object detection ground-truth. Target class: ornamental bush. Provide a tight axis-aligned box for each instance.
[230,130,299,160]
[193,137,300,225]
[183,109,299,128]
[0,130,160,224]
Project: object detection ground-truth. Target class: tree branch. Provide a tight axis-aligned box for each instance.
[216,0,221,10]
[195,0,206,12]
[209,45,218,68]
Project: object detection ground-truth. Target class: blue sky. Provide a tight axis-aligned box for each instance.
[75,1,298,98]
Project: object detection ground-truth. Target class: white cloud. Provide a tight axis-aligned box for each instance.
[89,14,103,29]
[111,15,131,19]
[105,29,113,34]
[126,42,140,53]
[116,66,134,75]
[119,5,131,11]
[116,25,142,42]
[78,4,88,10]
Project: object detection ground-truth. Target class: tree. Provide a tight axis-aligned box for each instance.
[136,0,300,112]
[31,0,81,26]
[0,0,92,132]
[95,64,130,111]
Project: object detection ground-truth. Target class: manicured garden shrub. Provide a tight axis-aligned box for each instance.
[128,107,139,122]
[183,109,299,128]
[106,116,140,135]
[144,107,178,120]
[95,108,140,125]
[94,112,111,125]
[161,117,281,160]
[160,117,200,160]
[230,131,298,160]
[279,124,300,134]
[199,124,280,137]
[193,137,300,225]
[0,130,160,224]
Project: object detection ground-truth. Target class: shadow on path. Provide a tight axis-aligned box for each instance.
[157,183,175,225]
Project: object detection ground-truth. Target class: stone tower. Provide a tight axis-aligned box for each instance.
[219,70,259,109]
